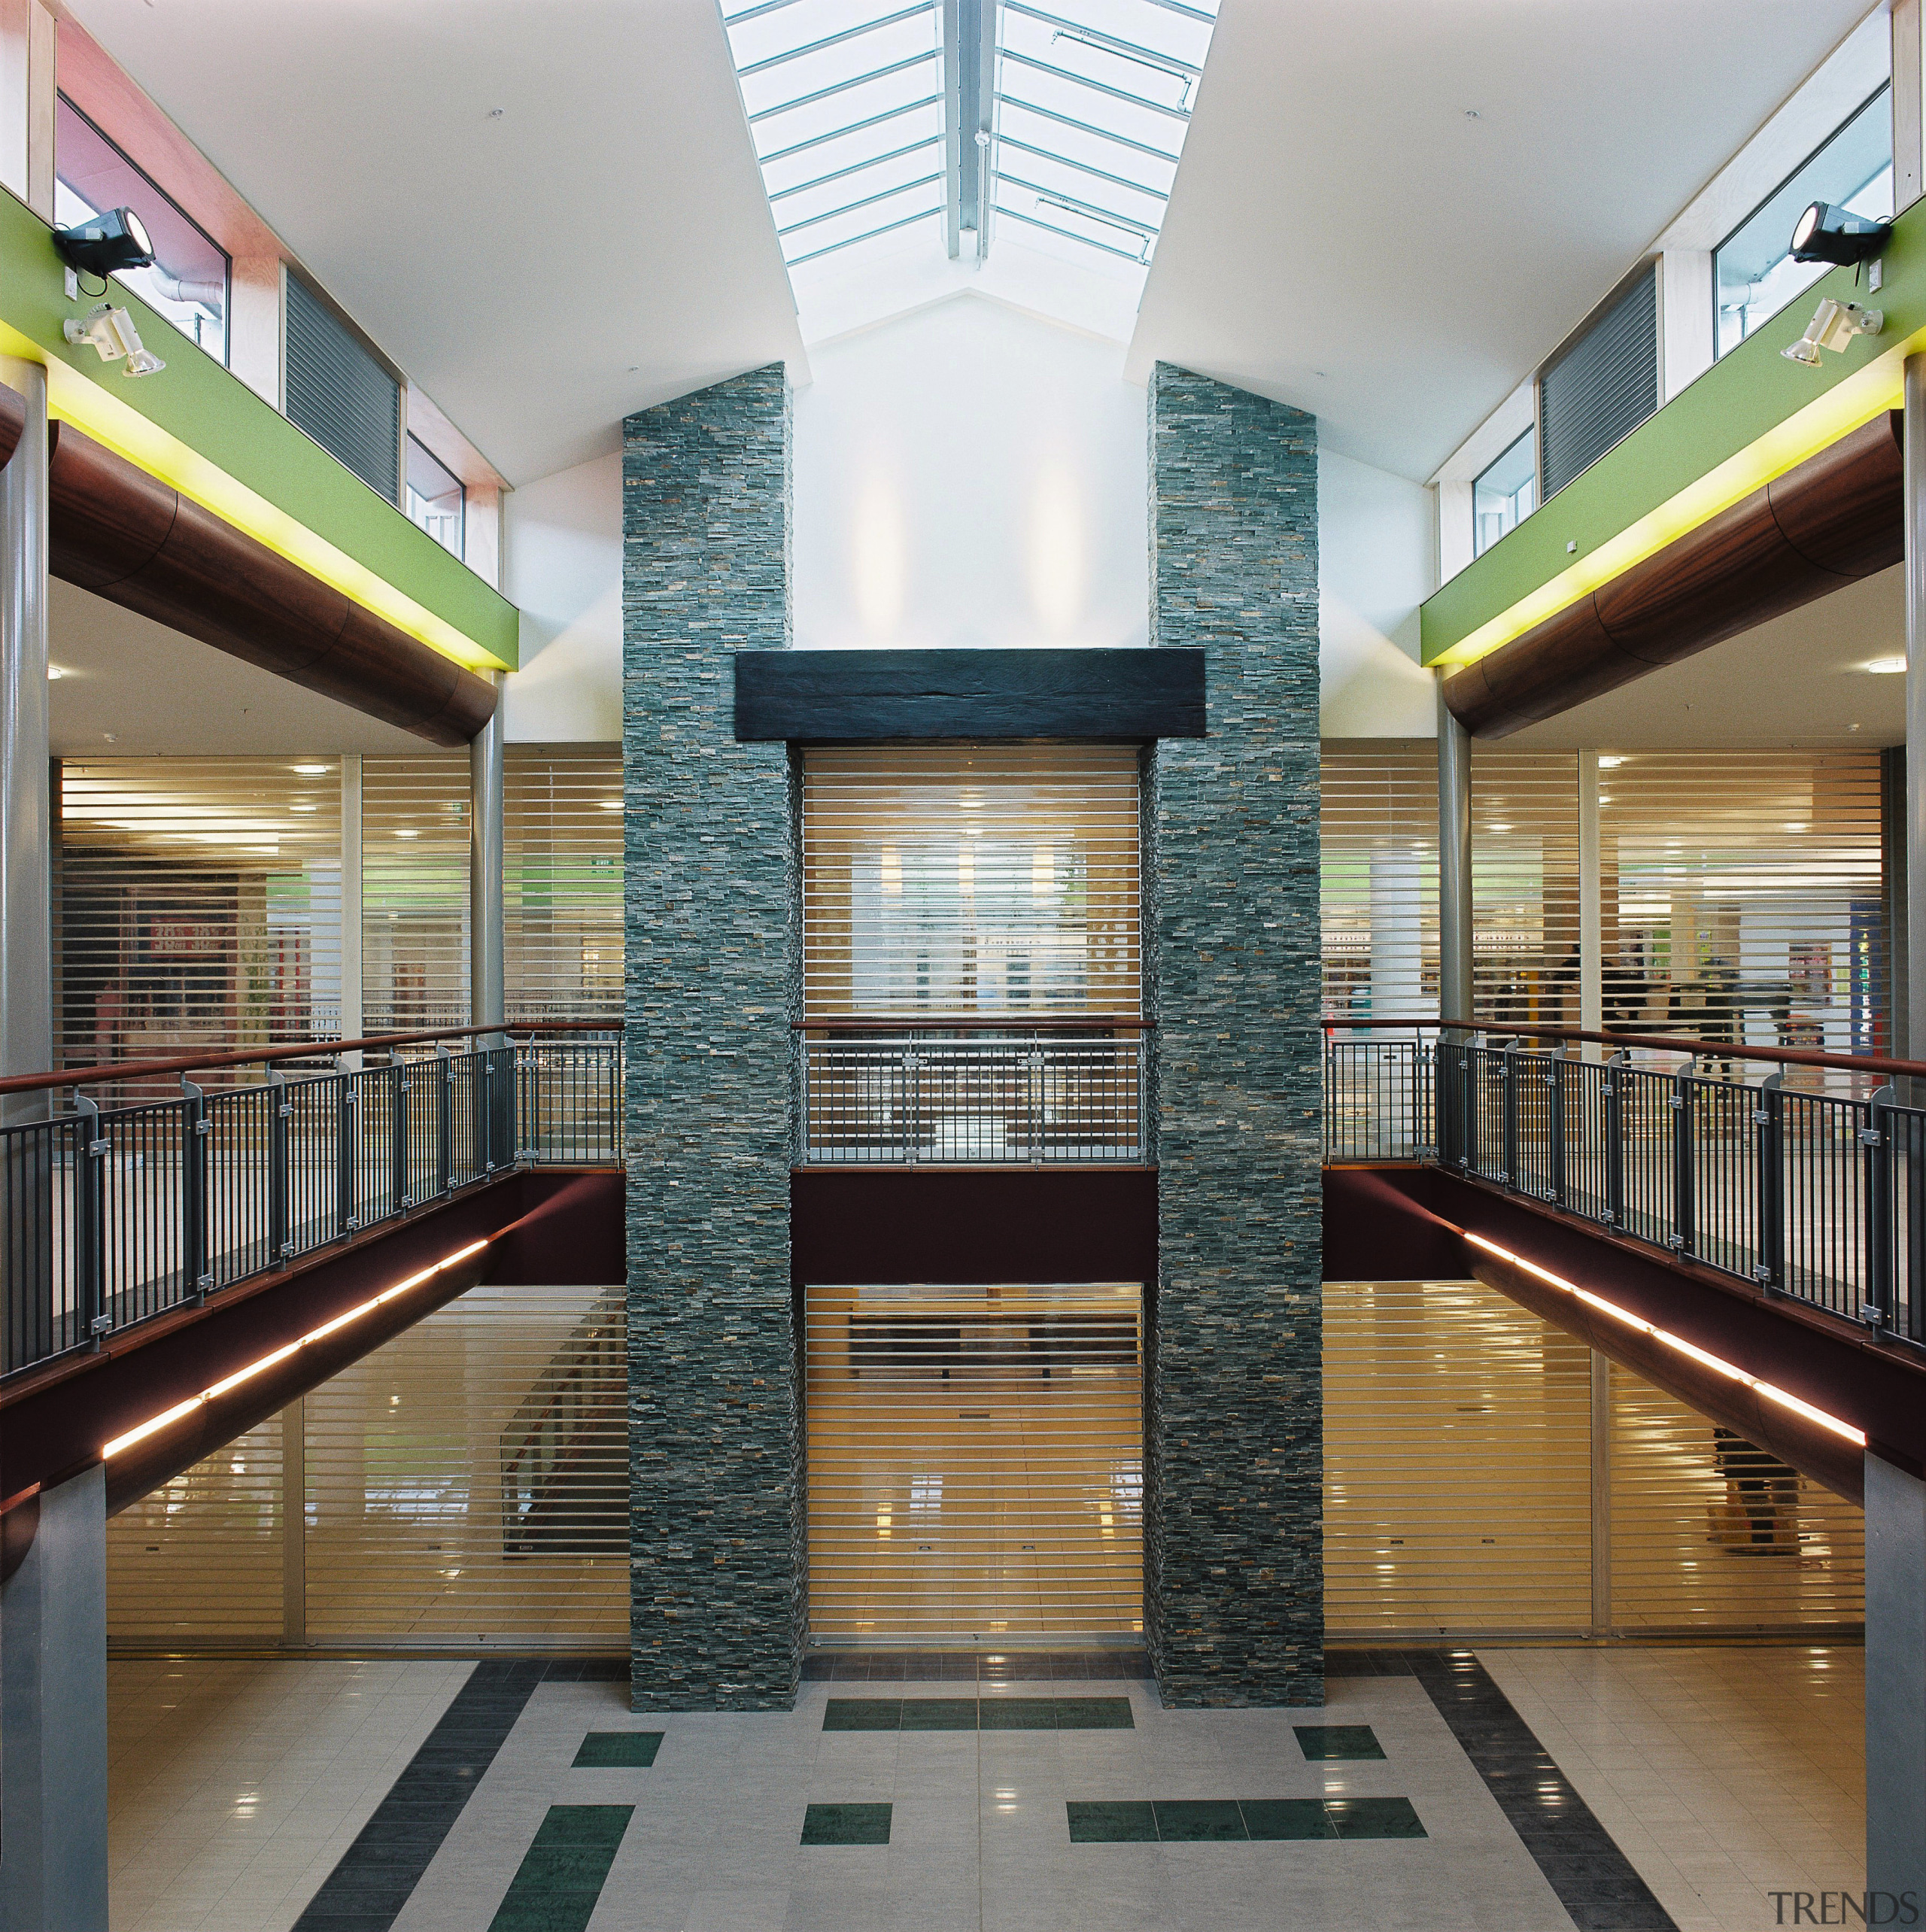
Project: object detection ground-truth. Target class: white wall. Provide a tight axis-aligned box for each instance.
[792,293,1148,651]
[501,451,621,743]
[1319,448,1436,738]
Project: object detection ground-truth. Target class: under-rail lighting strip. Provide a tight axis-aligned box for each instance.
[1462,1232,1865,1447]
[100,1239,491,1460]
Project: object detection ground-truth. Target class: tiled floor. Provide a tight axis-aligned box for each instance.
[107,1657,472,1932]
[104,1645,1870,1932]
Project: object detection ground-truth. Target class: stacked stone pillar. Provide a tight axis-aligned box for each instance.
[622,366,800,1710]
[1147,363,1323,1705]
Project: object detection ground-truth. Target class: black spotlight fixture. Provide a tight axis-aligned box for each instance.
[1789,200,1889,266]
[52,206,155,280]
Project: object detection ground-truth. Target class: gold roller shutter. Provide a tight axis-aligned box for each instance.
[1609,1369,1864,1632]
[360,753,469,1034]
[805,1283,1144,1644]
[108,1417,285,1646]
[58,757,346,1089]
[1323,1278,1594,1638]
[1598,749,1886,1052]
[504,747,623,1024]
[802,745,1141,1020]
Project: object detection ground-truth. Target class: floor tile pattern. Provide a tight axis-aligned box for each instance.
[800,1648,1153,1681]
[1293,1723,1384,1760]
[823,1696,1136,1731]
[292,1660,624,1932]
[573,1731,663,1767]
[485,1805,632,1932]
[1392,1650,1680,1932]
[1065,1795,1426,1842]
[799,1803,893,1846]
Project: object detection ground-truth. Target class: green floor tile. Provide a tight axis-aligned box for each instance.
[572,1731,662,1767]
[1326,1796,1426,1839]
[899,1697,980,1730]
[1053,1697,1135,1730]
[1153,1800,1249,1842]
[800,1802,893,1845]
[1240,1798,1336,1841]
[822,1700,903,1731]
[1067,1800,1159,1843]
[979,1697,1059,1729]
[1293,1724,1385,1760]
[487,1805,632,1932]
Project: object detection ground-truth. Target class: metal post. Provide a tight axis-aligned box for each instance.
[1545,1056,1567,1207]
[1754,1071,1785,1293]
[1499,1042,1519,1189]
[1669,1064,1696,1258]
[0,357,51,1107]
[73,1094,104,1343]
[180,1076,208,1303]
[390,1060,409,1209]
[469,679,505,1043]
[339,755,362,1071]
[435,1042,452,1195]
[1589,1350,1612,1636]
[1903,354,1926,1060]
[336,1062,357,1233]
[1867,1083,1897,1329]
[1603,1050,1627,1230]
[1437,679,1473,1029]
[268,1069,290,1262]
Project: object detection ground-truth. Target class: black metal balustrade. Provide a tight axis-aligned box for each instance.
[1324,1019,1926,1344]
[798,1022,1147,1166]
[1,1024,623,1381]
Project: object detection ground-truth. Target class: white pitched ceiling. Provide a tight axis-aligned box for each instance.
[1130,0,1880,481]
[61,0,806,485]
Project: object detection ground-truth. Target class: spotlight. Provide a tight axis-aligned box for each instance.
[52,205,154,279]
[1789,201,1888,266]
[1781,296,1881,366]
[62,302,166,378]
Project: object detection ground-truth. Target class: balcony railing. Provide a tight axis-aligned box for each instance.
[798,1020,1147,1167]
[1325,1019,1926,1344]
[1,1024,623,1381]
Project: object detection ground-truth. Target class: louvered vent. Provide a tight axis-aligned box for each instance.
[284,271,401,504]
[1539,263,1658,500]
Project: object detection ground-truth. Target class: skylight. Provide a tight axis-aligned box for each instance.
[722,0,1218,289]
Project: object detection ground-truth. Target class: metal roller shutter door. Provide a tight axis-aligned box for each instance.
[805,1281,1144,1644]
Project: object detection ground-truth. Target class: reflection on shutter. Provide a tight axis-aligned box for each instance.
[1472,748,1580,1027]
[105,1285,629,1650]
[1319,743,1579,1028]
[802,744,1141,1019]
[1599,750,1885,1054]
[804,1282,1143,1642]
[1610,1365,1862,1630]
[504,747,623,1023]
[1323,1278,1865,1638]
[362,754,468,1034]
[57,757,345,1083]
[305,1284,626,1646]
[1539,263,1658,499]
[108,1417,284,1645]
[284,272,401,503]
[1323,1279,1593,1636]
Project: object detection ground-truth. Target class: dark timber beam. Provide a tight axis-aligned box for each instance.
[734,646,1207,742]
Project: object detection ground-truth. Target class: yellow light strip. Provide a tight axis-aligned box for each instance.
[1432,324,1926,671]
[0,329,509,675]
[101,1238,493,1460]
[1463,1231,1866,1446]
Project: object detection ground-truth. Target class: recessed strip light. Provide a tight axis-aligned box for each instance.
[1462,1232,1864,1446]
[102,1239,491,1460]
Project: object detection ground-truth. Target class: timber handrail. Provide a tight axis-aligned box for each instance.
[0,1020,621,1100]
[793,1016,1150,1032]
[1323,1016,1924,1080]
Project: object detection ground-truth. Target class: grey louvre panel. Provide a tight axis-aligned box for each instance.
[1539,265,1658,500]
[284,271,401,503]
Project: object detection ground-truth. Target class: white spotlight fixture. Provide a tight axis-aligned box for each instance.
[1597,755,1625,768]
[1781,296,1882,366]
[62,302,166,377]
[1864,655,1907,675]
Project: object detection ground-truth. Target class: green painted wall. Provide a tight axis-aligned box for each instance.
[1422,195,1926,664]
[0,183,517,670]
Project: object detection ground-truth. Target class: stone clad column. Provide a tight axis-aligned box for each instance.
[622,366,800,1711]
[1147,364,1323,1706]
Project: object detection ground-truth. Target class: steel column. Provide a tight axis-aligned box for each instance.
[1437,679,1473,1030]
[1578,748,1603,1040]
[339,755,363,1071]
[0,357,50,1109]
[1903,354,1926,1061]
[1589,1350,1612,1636]
[469,679,505,1040]
[1866,1449,1926,1906]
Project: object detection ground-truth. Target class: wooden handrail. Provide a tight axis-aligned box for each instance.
[792,1016,1150,1032]
[0,1020,621,1100]
[1322,1016,1923,1080]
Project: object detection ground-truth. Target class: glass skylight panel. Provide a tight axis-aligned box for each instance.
[726,1,949,268]
[724,0,1220,291]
